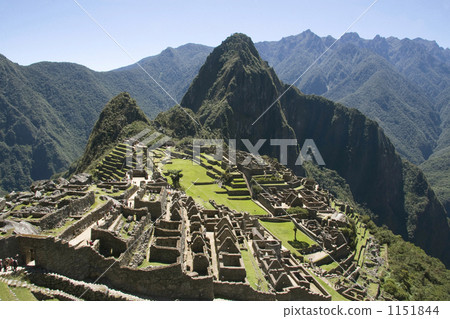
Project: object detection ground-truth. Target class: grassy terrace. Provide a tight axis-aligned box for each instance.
[307,271,349,301]
[41,218,77,236]
[259,221,316,257]
[241,244,269,292]
[163,159,266,215]
[11,287,37,301]
[0,282,37,301]
[354,220,370,266]
[138,260,170,268]
[0,282,16,301]
[320,260,340,272]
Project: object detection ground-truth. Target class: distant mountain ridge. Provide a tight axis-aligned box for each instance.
[1,30,450,214]
[157,33,450,266]
[254,30,450,214]
[0,44,211,192]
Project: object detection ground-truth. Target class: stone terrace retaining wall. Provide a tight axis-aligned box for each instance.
[39,192,95,230]
[277,286,331,301]
[115,184,138,201]
[213,281,275,301]
[121,207,148,221]
[213,281,330,301]
[58,200,114,241]
[0,236,19,260]
[26,271,143,301]
[17,236,214,300]
[91,228,127,257]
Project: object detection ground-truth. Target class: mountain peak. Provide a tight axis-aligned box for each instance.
[215,33,262,65]
[180,33,281,115]
[180,32,288,134]
[74,92,150,174]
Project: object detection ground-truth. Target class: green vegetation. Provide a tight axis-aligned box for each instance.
[42,218,77,236]
[420,146,450,215]
[320,261,340,272]
[286,206,309,219]
[0,44,211,193]
[147,261,170,267]
[10,287,37,301]
[307,271,348,301]
[0,282,17,300]
[366,223,450,301]
[302,162,358,209]
[163,159,266,215]
[74,92,152,175]
[167,169,183,189]
[138,257,172,269]
[354,220,370,266]
[259,221,315,257]
[241,247,269,292]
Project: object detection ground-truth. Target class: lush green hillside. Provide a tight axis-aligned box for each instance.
[256,30,450,212]
[74,92,151,174]
[0,55,100,191]
[369,221,450,300]
[420,147,450,215]
[303,161,450,300]
[3,31,449,213]
[158,33,449,266]
[0,44,211,192]
[256,31,444,164]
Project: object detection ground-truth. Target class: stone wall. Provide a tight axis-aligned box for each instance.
[120,215,152,265]
[277,286,331,301]
[134,199,162,220]
[39,192,95,230]
[91,228,127,257]
[0,236,19,260]
[213,279,330,301]
[26,271,142,301]
[213,281,275,301]
[17,236,214,300]
[160,187,168,216]
[116,184,138,201]
[121,206,148,221]
[59,200,114,241]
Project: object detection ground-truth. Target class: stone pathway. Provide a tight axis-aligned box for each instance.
[305,250,328,263]
[205,232,219,279]
[69,218,106,247]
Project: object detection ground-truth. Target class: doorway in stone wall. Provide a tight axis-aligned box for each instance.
[26,248,35,266]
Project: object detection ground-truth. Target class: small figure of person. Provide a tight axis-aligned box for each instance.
[13,258,18,271]
[5,258,11,271]
[0,259,3,272]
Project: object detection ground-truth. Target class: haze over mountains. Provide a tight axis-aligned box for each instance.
[1,29,449,213]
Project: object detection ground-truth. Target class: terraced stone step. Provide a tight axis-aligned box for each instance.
[29,271,144,301]
[0,275,80,301]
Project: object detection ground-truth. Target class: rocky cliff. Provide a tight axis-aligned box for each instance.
[159,33,450,266]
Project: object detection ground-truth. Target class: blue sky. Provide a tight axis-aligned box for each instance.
[1,0,449,71]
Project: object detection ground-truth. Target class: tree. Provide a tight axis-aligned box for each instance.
[168,169,183,189]
[220,169,233,185]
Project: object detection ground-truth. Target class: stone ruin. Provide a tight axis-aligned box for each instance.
[0,147,380,301]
